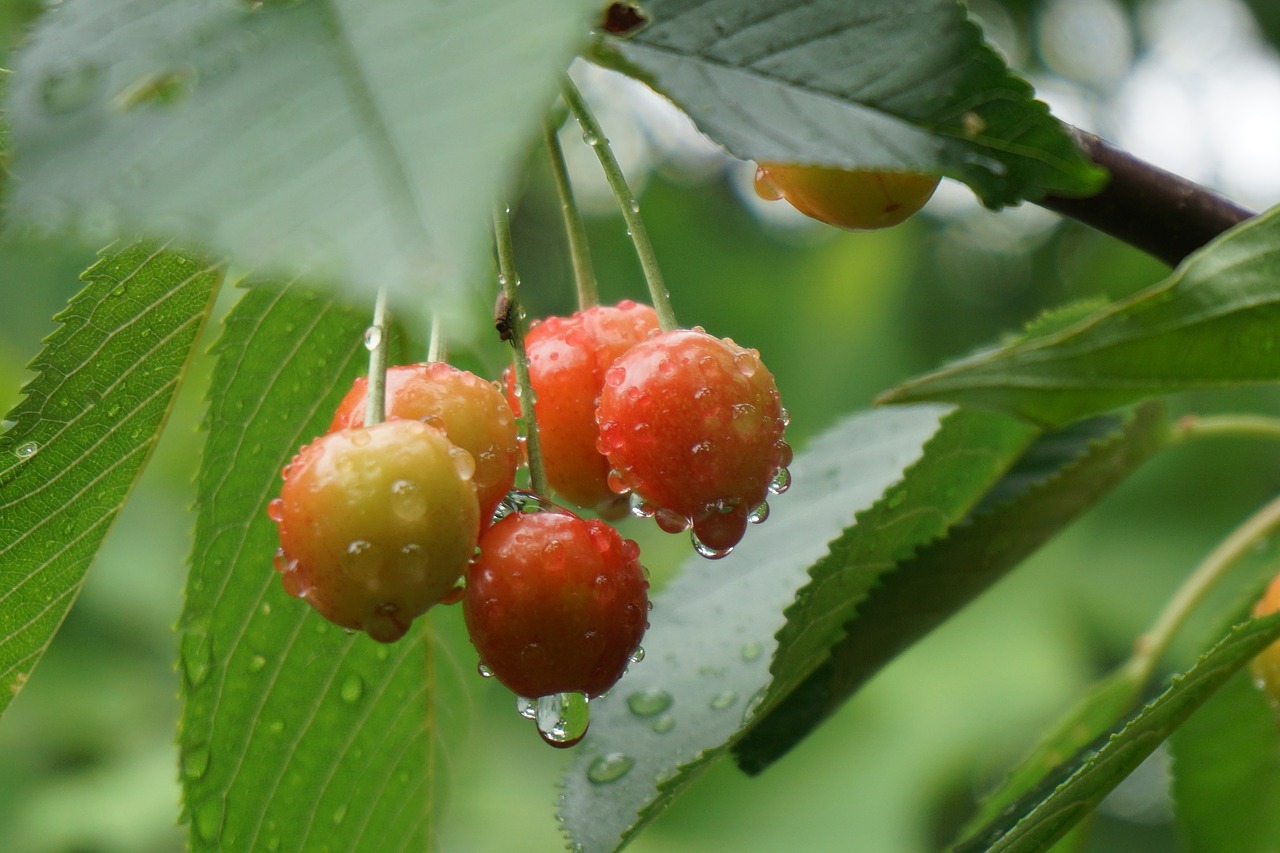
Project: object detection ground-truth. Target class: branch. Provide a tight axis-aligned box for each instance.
[1038,127,1256,267]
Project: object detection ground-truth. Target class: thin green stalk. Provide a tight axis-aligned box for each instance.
[426,313,446,364]
[560,75,678,331]
[363,288,390,426]
[492,203,549,498]
[1169,413,1280,444]
[1132,491,1280,682]
[544,115,598,310]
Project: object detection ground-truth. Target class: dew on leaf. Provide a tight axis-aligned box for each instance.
[652,714,675,734]
[709,691,738,711]
[248,654,267,673]
[112,67,195,111]
[340,675,364,703]
[183,743,211,780]
[626,689,672,718]
[193,799,225,844]
[40,63,103,115]
[587,752,635,784]
[740,641,763,662]
[14,441,39,460]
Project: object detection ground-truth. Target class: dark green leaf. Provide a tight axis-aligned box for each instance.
[558,404,1037,853]
[7,0,596,328]
[0,243,219,716]
[593,0,1104,207]
[737,403,1169,774]
[955,613,1280,853]
[180,281,456,853]
[880,205,1280,426]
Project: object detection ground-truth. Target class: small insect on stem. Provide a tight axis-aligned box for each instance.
[494,293,514,343]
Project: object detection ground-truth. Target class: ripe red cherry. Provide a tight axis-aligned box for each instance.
[1252,571,1280,710]
[463,508,649,703]
[596,328,791,556]
[754,163,939,230]
[270,419,481,643]
[330,362,520,525]
[504,300,659,517]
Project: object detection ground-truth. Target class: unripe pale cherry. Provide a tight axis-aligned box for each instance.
[754,162,939,231]
[596,328,791,556]
[1252,571,1280,710]
[504,300,659,517]
[330,362,520,525]
[270,420,481,643]
[463,508,649,704]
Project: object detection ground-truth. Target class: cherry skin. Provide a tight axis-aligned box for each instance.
[270,419,481,643]
[504,300,659,517]
[596,328,790,555]
[1252,571,1280,710]
[331,362,520,526]
[754,163,939,231]
[463,508,649,702]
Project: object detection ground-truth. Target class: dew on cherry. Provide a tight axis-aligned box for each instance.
[691,531,733,560]
[478,662,494,678]
[587,752,635,784]
[654,508,690,534]
[388,479,427,521]
[629,493,655,519]
[516,696,537,719]
[733,352,758,378]
[626,688,672,717]
[768,467,792,495]
[535,691,590,748]
[779,407,792,427]
[630,646,645,664]
[748,501,770,525]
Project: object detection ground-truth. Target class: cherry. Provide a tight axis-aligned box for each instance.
[596,328,790,556]
[330,362,520,525]
[269,419,481,643]
[754,163,939,231]
[463,508,649,704]
[1252,571,1280,710]
[504,300,659,517]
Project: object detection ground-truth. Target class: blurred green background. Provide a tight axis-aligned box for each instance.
[5,0,1280,850]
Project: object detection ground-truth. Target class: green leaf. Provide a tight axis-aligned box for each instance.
[180,280,455,853]
[592,0,1104,207]
[6,0,596,328]
[955,613,1280,853]
[880,205,1280,426]
[737,403,1169,774]
[1171,655,1280,851]
[557,404,1037,852]
[0,243,219,716]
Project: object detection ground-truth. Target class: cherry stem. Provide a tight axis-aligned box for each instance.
[560,75,678,332]
[492,202,550,499]
[1168,413,1280,444]
[544,114,599,310]
[363,287,391,427]
[1131,490,1280,683]
[426,313,446,364]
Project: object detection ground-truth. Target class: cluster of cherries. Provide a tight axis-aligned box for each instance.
[268,299,790,745]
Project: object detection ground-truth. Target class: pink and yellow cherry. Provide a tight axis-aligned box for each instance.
[754,162,939,230]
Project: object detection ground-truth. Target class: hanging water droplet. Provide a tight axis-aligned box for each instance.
[630,646,645,664]
[363,325,383,351]
[535,692,590,748]
[691,530,733,560]
[768,467,792,495]
[183,743,212,780]
[709,691,738,711]
[626,689,672,717]
[478,662,494,678]
[41,63,103,115]
[340,675,364,703]
[14,441,39,460]
[748,502,769,525]
[587,752,635,784]
[628,492,655,519]
[516,696,537,719]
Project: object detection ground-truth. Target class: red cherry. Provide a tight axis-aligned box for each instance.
[754,163,939,230]
[463,509,649,702]
[504,300,659,517]
[596,329,790,556]
[271,420,481,643]
[331,362,520,525]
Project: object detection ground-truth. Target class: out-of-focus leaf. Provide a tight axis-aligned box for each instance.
[592,0,1104,207]
[879,205,1280,426]
[6,0,597,331]
[737,403,1169,774]
[180,280,461,853]
[0,243,219,716]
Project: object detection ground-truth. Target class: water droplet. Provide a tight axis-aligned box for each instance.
[654,508,689,534]
[740,641,763,662]
[582,131,600,146]
[331,803,348,825]
[183,743,211,779]
[629,493,655,519]
[449,446,477,481]
[268,720,286,735]
[629,199,641,213]
[748,502,769,525]
[709,691,738,711]
[626,689,672,717]
[112,67,195,111]
[363,325,383,351]
[734,352,758,378]
[194,799,225,844]
[691,530,733,560]
[516,696,537,719]
[535,692,590,748]
[14,441,39,460]
[249,655,267,672]
[478,662,494,678]
[340,675,364,703]
[652,715,675,734]
[779,407,791,427]
[768,467,792,495]
[181,630,214,688]
[41,63,103,115]
[389,479,427,521]
[587,752,635,784]
[630,646,645,664]
[266,498,284,522]
[0,420,14,434]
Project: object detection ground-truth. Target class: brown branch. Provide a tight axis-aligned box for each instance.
[1038,128,1256,267]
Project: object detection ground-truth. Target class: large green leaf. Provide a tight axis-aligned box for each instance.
[6,0,596,328]
[592,0,1104,207]
[180,280,458,853]
[0,243,219,716]
[737,403,1169,774]
[955,613,1280,853]
[880,204,1280,426]
[557,404,1037,852]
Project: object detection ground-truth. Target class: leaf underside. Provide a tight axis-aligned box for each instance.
[0,243,219,717]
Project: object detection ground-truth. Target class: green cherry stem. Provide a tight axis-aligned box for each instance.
[426,313,447,364]
[544,115,599,310]
[1168,413,1280,444]
[1131,490,1280,682]
[363,287,391,427]
[560,75,678,332]
[492,202,550,499]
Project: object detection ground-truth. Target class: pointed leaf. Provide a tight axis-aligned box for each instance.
[180,280,453,853]
[558,404,1038,852]
[593,0,1104,207]
[737,403,1169,773]
[880,205,1280,426]
[0,243,219,716]
[955,613,1280,853]
[7,0,596,326]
